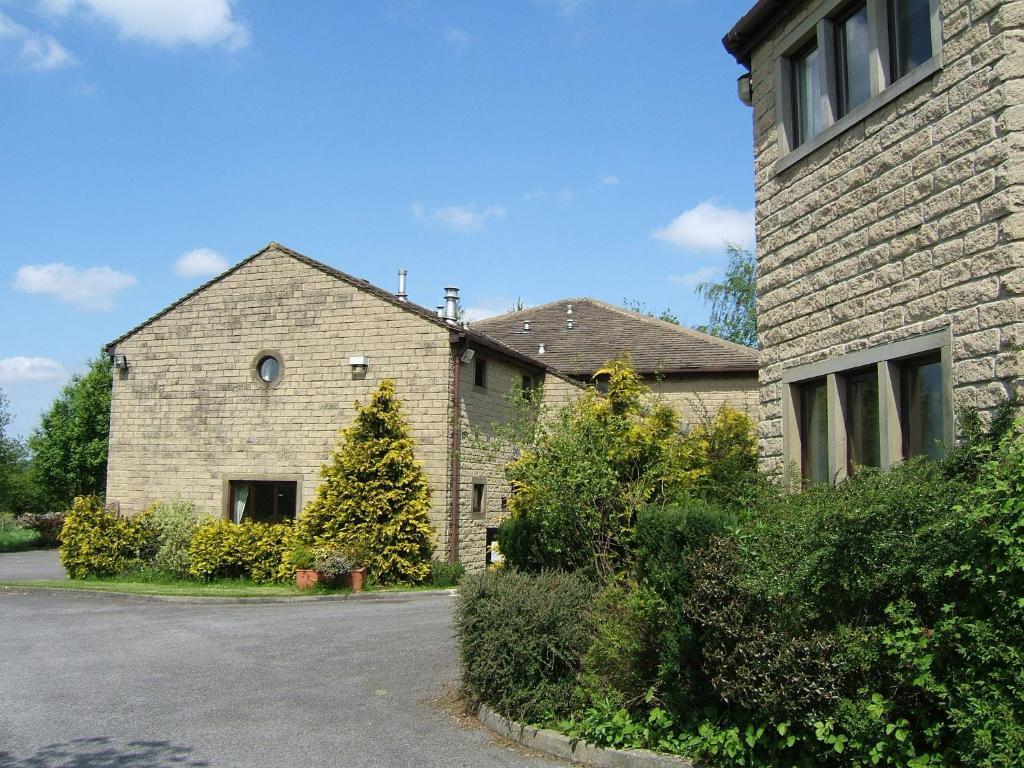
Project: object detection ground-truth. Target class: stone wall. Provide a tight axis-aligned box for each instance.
[648,374,760,425]
[749,0,1024,474]
[107,247,457,556]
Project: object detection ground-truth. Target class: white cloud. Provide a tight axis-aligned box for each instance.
[0,356,68,384]
[599,174,619,186]
[462,296,524,323]
[412,203,507,234]
[441,25,472,46]
[12,262,137,311]
[45,0,249,50]
[0,10,76,70]
[669,267,719,288]
[536,0,592,19]
[175,247,229,278]
[652,200,755,251]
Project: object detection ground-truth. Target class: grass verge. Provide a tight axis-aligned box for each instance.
[0,528,43,553]
[0,572,458,599]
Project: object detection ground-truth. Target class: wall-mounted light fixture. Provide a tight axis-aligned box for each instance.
[459,348,476,363]
[737,73,753,107]
[349,356,370,374]
[112,353,128,370]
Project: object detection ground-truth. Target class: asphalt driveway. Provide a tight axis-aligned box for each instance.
[0,549,66,580]
[0,586,563,767]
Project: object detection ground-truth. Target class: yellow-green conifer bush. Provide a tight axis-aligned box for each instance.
[295,379,434,584]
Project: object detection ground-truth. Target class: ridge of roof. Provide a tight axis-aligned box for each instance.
[104,242,578,384]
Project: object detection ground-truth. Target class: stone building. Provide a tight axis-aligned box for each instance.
[472,298,759,423]
[105,243,580,569]
[105,243,758,569]
[724,0,1023,486]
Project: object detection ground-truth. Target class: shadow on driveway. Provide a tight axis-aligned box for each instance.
[0,737,209,767]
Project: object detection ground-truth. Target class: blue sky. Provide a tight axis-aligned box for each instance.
[0,0,756,437]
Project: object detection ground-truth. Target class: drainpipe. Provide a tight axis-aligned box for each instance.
[449,331,465,563]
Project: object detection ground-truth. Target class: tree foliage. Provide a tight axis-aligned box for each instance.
[0,390,25,517]
[696,244,757,348]
[295,379,435,584]
[623,298,680,325]
[28,355,112,506]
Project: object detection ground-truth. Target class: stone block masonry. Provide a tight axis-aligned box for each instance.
[748,0,1024,475]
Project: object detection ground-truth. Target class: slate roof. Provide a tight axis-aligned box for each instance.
[105,242,574,382]
[470,298,758,377]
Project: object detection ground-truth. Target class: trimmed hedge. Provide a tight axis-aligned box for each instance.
[455,569,594,724]
[187,518,293,584]
[59,496,154,578]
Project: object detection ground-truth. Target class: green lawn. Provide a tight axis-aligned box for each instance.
[0,574,351,598]
[0,528,42,553]
[0,573,457,598]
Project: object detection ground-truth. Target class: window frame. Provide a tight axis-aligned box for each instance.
[781,329,952,489]
[775,0,941,172]
[222,474,303,522]
[474,358,488,389]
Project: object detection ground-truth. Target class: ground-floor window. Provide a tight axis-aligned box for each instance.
[783,329,952,487]
[229,480,297,524]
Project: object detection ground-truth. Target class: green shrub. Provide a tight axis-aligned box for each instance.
[58,495,154,579]
[427,559,465,587]
[15,512,65,547]
[455,569,594,724]
[143,498,206,577]
[187,518,293,584]
[502,358,691,577]
[295,380,435,584]
[577,583,665,711]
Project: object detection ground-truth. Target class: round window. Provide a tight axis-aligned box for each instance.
[257,355,280,383]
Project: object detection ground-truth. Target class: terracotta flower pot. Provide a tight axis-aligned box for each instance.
[343,566,368,593]
[295,569,319,590]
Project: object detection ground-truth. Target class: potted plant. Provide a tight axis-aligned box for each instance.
[291,543,318,590]
[312,547,353,588]
[340,543,370,593]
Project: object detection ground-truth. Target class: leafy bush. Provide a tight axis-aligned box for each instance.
[499,359,762,577]
[428,559,465,587]
[15,512,65,548]
[58,495,154,578]
[455,569,594,724]
[295,380,435,584]
[187,518,293,584]
[143,498,206,577]
[501,358,692,576]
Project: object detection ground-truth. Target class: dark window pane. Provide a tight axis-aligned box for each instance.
[846,369,880,472]
[890,0,933,79]
[472,483,485,518]
[836,4,871,116]
[791,42,822,146]
[800,379,829,484]
[901,357,944,459]
[257,356,280,383]
[231,480,296,524]
[474,359,487,388]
